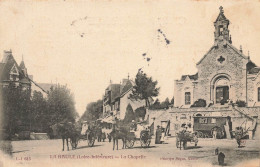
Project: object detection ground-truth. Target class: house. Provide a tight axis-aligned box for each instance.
[0,50,31,91]
[174,6,260,108]
[0,50,49,96]
[103,78,146,120]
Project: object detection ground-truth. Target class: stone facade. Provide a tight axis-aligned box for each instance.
[174,7,260,108]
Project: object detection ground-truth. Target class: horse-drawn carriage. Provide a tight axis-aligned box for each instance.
[176,130,198,150]
[70,121,97,149]
[125,127,151,148]
[110,121,152,150]
[234,126,250,147]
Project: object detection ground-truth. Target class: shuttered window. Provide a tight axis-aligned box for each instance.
[185,92,191,105]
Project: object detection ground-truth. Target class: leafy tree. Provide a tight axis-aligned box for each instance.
[2,84,21,138]
[149,98,161,110]
[47,84,78,124]
[160,97,170,109]
[80,99,103,122]
[129,71,160,107]
[123,104,135,123]
[135,106,146,121]
[30,91,48,132]
[1,83,31,138]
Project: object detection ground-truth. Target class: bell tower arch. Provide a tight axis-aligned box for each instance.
[214,6,232,43]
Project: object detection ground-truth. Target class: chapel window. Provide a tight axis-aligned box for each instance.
[185,92,191,105]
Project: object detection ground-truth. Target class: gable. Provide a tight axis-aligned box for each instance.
[0,53,24,82]
[196,43,248,67]
[10,64,19,75]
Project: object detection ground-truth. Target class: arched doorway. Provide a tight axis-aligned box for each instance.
[215,78,229,104]
[211,74,231,104]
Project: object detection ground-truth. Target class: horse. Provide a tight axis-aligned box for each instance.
[110,128,127,150]
[51,122,79,151]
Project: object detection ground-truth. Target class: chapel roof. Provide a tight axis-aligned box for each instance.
[214,6,228,23]
[180,73,198,81]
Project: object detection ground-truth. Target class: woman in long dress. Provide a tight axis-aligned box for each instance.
[155,126,162,144]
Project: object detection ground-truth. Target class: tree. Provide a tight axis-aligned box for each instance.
[129,71,160,107]
[30,91,48,132]
[170,96,174,105]
[135,106,146,121]
[123,104,135,123]
[2,83,21,138]
[149,98,161,110]
[80,99,103,122]
[160,97,170,109]
[47,85,78,124]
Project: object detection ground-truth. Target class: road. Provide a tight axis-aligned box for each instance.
[3,137,260,167]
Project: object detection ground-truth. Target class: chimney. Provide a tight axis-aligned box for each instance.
[2,50,12,63]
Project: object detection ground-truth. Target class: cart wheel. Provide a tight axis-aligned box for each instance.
[140,138,151,148]
[88,136,95,147]
[126,139,135,148]
[140,132,151,148]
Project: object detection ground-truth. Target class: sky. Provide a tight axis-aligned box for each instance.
[0,0,260,116]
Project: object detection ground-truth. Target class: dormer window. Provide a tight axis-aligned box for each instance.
[10,64,19,81]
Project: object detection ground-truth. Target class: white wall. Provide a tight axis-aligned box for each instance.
[119,90,146,120]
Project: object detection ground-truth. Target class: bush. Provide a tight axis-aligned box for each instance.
[135,107,146,121]
[191,99,206,107]
[236,100,246,107]
[123,104,135,123]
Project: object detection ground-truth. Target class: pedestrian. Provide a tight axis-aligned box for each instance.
[101,132,106,142]
[155,125,162,144]
[97,126,102,142]
[218,152,225,166]
[235,127,243,147]
[215,147,219,155]
[107,133,111,142]
[213,128,217,139]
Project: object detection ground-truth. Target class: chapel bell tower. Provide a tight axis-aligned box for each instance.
[214,6,232,44]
